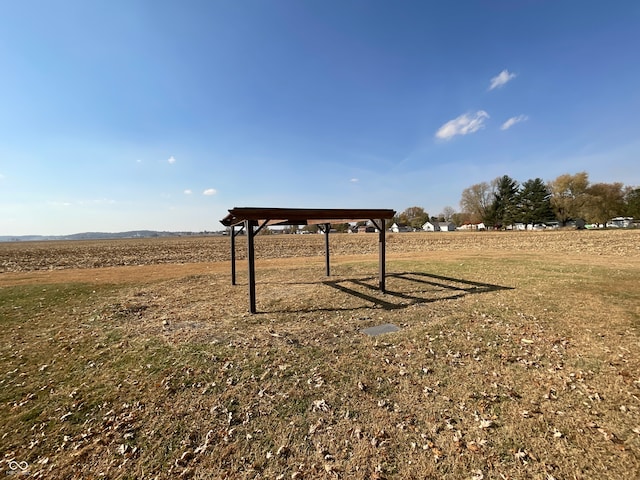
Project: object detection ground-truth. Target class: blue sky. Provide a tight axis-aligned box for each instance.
[1,1,639,235]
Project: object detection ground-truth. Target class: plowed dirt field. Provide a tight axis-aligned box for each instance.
[2,229,638,276]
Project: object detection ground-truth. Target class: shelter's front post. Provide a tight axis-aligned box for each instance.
[230,225,236,285]
[246,219,257,314]
[378,218,386,292]
[324,223,331,276]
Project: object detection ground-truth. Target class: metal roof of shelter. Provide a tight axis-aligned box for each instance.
[220,207,396,313]
[221,207,396,227]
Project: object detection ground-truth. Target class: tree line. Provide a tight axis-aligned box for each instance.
[262,171,638,234]
[389,172,639,230]
[458,172,639,228]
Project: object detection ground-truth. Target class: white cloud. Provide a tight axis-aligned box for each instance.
[203,188,217,196]
[500,114,528,130]
[350,178,359,183]
[168,156,176,164]
[184,189,192,195]
[435,111,489,140]
[489,69,516,90]
[76,198,116,206]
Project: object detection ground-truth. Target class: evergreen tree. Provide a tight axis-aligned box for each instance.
[488,175,519,228]
[624,187,640,219]
[518,178,554,226]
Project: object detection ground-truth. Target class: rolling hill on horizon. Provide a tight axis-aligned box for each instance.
[0,230,223,242]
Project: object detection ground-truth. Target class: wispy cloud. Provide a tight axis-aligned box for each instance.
[435,111,489,140]
[168,156,176,164]
[350,178,359,183]
[203,188,217,196]
[77,198,116,206]
[184,189,192,195]
[48,198,116,207]
[500,114,528,130]
[489,69,516,90]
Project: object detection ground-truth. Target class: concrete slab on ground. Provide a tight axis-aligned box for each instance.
[361,323,401,336]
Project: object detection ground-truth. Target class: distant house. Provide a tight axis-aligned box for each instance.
[423,221,456,232]
[458,223,486,231]
[438,222,456,232]
[422,221,439,232]
[390,223,412,233]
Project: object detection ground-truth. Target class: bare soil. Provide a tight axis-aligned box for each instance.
[1,229,638,284]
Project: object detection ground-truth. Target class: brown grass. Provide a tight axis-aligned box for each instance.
[1,230,639,479]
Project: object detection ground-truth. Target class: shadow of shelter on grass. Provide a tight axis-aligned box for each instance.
[324,271,514,311]
[258,271,514,314]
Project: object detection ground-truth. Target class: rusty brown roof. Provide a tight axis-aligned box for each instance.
[220,207,396,227]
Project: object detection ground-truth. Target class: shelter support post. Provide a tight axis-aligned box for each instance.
[323,223,331,276]
[246,220,257,314]
[231,226,236,285]
[230,224,245,286]
[377,219,386,292]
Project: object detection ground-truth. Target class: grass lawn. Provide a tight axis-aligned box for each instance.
[1,230,639,479]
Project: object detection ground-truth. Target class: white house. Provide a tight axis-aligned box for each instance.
[438,222,456,232]
[423,221,456,232]
[422,221,439,232]
[458,223,486,231]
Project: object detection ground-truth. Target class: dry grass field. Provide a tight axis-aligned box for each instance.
[1,230,639,479]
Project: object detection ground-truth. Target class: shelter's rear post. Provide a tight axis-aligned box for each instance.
[230,225,237,285]
[230,224,245,286]
[379,218,386,292]
[321,223,331,276]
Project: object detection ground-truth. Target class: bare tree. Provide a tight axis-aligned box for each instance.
[548,172,589,226]
[459,181,495,224]
[583,182,625,226]
[441,206,456,222]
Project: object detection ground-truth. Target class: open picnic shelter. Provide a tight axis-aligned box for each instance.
[220,207,396,313]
